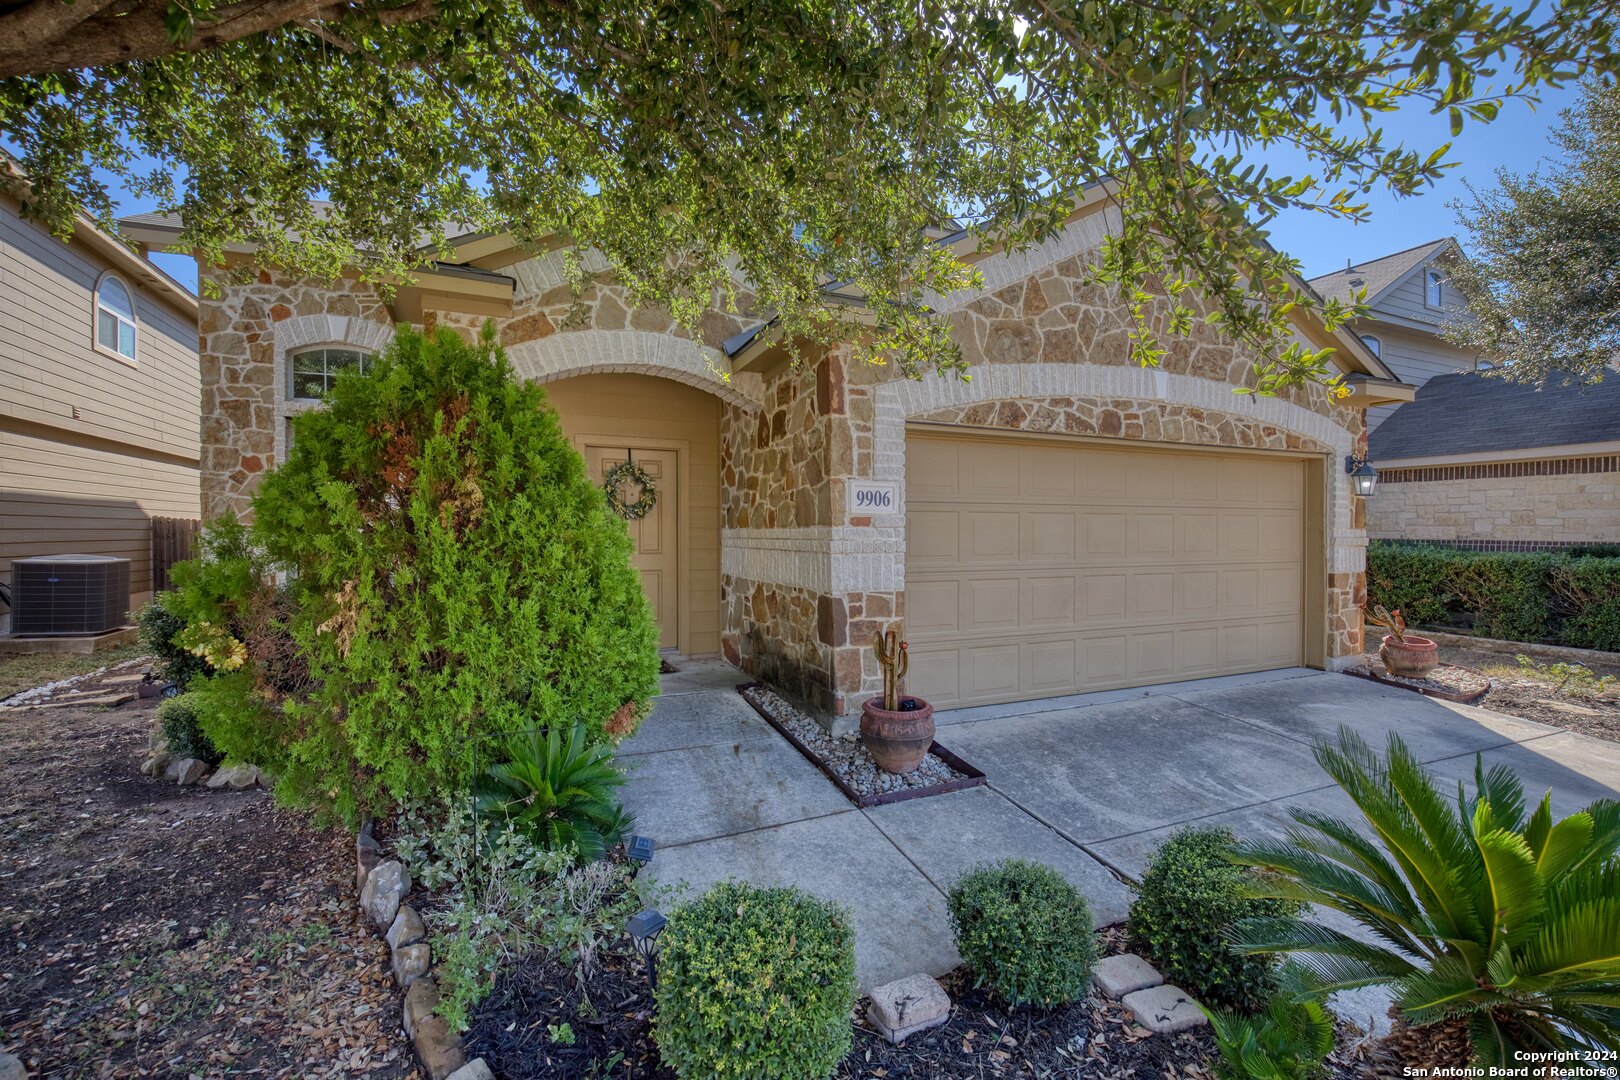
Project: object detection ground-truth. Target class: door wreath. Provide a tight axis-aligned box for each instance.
[603,460,659,520]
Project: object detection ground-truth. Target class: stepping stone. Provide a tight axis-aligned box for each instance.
[447,1061,495,1080]
[1092,953,1163,998]
[866,973,951,1044]
[1122,984,1208,1034]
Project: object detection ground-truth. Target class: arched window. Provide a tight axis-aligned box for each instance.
[1360,334,1382,359]
[1425,269,1445,308]
[95,274,137,360]
[289,346,372,399]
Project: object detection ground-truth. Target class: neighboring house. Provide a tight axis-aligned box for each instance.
[122,189,1412,718]
[1366,372,1620,551]
[1,174,200,619]
[1308,238,1482,431]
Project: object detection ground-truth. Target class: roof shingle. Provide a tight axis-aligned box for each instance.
[1307,238,1452,307]
[1369,371,1620,461]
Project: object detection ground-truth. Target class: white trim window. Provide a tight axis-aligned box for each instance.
[289,346,371,399]
[1425,269,1445,308]
[95,273,138,360]
[1360,334,1382,359]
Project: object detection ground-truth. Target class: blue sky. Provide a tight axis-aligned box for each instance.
[122,78,1579,295]
[1264,83,1578,279]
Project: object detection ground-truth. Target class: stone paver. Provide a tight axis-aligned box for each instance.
[1122,984,1208,1033]
[866,973,952,1044]
[1092,953,1163,998]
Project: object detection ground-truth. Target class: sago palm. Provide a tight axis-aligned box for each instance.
[1229,728,1620,1065]
[474,724,634,864]
[1203,976,1335,1080]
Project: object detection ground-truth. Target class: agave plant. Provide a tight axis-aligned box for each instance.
[1230,728,1620,1065]
[475,724,634,864]
[1203,976,1335,1080]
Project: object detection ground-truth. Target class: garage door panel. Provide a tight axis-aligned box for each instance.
[908,511,960,563]
[965,578,1021,631]
[908,580,961,634]
[1027,639,1078,692]
[966,512,1020,561]
[966,643,1021,699]
[1131,572,1175,619]
[1027,512,1077,561]
[1026,575,1078,626]
[1084,514,1128,559]
[905,431,1306,708]
[908,647,961,703]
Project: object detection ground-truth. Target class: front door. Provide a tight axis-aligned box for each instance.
[584,445,679,649]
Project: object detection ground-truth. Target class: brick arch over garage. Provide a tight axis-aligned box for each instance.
[505,330,765,412]
[867,362,1359,570]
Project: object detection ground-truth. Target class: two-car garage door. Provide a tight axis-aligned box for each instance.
[904,429,1308,709]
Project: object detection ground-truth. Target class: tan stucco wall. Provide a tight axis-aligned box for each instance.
[1368,469,1620,546]
[544,373,723,655]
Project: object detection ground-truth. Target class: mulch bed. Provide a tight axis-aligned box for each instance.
[462,955,1219,1080]
[1360,644,1620,741]
[0,666,417,1078]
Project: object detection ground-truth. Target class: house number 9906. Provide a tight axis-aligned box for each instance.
[847,480,899,518]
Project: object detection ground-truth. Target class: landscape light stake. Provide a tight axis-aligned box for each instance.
[627,908,667,991]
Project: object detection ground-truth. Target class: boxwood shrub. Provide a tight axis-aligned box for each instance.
[1128,827,1298,1012]
[946,858,1098,1007]
[157,692,223,765]
[1368,541,1620,651]
[654,881,856,1079]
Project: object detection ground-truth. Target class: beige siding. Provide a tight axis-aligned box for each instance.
[1,197,200,616]
[0,427,201,606]
[1366,324,1479,430]
[1,198,199,456]
[542,373,723,655]
[1374,260,1472,329]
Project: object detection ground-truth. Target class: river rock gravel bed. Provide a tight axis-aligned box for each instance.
[739,684,966,798]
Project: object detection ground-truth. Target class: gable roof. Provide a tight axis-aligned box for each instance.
[1307,238,1457,309]
[1369,370,1620,461]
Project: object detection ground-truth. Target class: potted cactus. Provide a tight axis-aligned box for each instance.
[860,626,935,774]
[1366,603,1439,679]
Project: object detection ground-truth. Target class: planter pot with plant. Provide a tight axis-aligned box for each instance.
[1367,604,1438,678]
[861,626,934,774]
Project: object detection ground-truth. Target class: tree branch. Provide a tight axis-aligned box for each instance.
[0,0,436,77]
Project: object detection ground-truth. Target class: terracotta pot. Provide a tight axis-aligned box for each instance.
[860,696,935,774]
[1380,634,1439,679]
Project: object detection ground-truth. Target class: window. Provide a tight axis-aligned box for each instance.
[289,347,371,399]
[95,274,137,360]
[1425,269,1445,308]
[1360,334,1382,359]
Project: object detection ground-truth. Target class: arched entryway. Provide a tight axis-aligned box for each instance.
[540,372,725,656]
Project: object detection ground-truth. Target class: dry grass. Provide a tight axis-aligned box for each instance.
[0,643,150,700]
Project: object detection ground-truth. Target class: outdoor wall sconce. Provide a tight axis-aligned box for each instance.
[1345,454,1379,497]
[627,908,668,990]
[626,834,657,866]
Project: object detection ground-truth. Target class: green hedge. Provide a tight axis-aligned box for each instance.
[1367,542,1620,651]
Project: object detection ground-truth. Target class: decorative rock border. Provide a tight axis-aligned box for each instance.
[353,823,493,1080]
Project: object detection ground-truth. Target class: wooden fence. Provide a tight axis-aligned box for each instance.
[151,517,201,593]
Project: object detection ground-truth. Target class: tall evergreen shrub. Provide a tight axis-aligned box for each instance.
[177,326,659,823]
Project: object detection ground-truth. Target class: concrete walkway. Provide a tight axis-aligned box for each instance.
[620,658,1620,992]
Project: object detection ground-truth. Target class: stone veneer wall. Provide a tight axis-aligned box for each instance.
[1367,463,1620,547]
[196,219,1370,721]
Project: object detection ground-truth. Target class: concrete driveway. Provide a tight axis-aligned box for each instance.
[620,659,1620,992]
